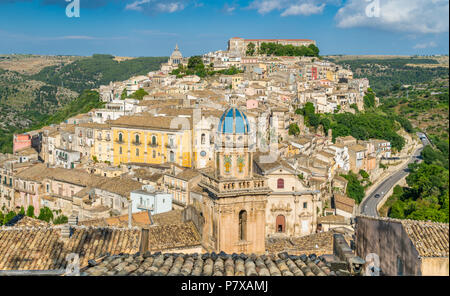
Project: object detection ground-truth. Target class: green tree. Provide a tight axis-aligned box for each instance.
[129,88,149,100]
[288,123,300,136]
[341,173,365,204]
[320,117,331,133]
[246,42,256,56]
[308,114,320,129]
[350,103,359,112]
[388,162,449,223]
[38,207,54,223]
[188,56,204,71]
[359,170,370,179]
[53,215,68,225]
[363,89,376,109]
[121,88,127,100]
[18,206,25,215]
[3,211,16,225]
[26,205,35,218]
[303,102,315,117]
[308,44,320,56]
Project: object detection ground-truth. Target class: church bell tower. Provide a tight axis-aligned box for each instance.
[198,103,270,254]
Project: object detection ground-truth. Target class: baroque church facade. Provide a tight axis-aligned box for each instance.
[195,103,321,254]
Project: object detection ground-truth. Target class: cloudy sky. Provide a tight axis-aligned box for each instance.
[0,0,448,56]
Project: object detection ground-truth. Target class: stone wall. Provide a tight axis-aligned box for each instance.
[183,205,205,236]
[421,257,449,276]
[355,216,422,275]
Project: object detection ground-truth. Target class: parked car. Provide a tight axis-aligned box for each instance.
[375,194,381,198]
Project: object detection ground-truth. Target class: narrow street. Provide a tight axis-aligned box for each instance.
[360,133,429,217]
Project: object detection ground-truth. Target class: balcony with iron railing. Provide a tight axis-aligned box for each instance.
[132,141,142,146]
[148,142,159,148]
[137,203,153,211]
[200,174,268,194]
[165,143,177,149]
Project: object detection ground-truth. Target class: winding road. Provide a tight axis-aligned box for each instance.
[360,133,430,217]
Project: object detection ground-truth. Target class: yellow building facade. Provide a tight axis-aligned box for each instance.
[111,127,193,168]
[93,125,113,163]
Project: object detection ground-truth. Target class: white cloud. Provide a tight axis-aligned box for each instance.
[335,0,449,34]
[248,0,285,14]
[156,2,185,13]
[59,35,96,40]
[248,0,336,16]
[125,0,187,13]
[134,29,179,36]
[281,3,325,16]
[125,0,150,11]
[413,41,438,49]
[222,3,237,14]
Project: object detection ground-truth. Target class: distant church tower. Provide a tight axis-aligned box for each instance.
[169,44,183,66]
[198,103,270,254]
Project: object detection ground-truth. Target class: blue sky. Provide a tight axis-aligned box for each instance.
[0,0,448,56]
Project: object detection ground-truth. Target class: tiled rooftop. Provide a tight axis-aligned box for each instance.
[266,232,336,256]
[82,252,349,276]
[401,220,449,257]
[357,215,449,258]
[79,211,152,228]
[0,226,141,270]
[3,215,49,227]
[147,221,201,251]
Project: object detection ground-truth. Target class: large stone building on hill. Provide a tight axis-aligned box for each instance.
[228,37,316,56]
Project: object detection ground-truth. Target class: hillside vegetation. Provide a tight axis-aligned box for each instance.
[378,77,449,222]
[32,54,168,93]
[328,56,449,96]
[0,54,167,153]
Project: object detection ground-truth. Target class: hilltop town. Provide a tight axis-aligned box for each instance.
[0,38,447,276]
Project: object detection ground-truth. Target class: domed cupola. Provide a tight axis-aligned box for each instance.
[218,107,250,135]
[169,44,182,65]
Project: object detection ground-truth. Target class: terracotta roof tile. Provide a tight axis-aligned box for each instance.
[0,226,141,270]
[81,252,343,276]
[147,222,201,251]
[401,220,449,257]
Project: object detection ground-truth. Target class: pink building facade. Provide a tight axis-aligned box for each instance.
[246,99,259,109]
[13,134,32,153]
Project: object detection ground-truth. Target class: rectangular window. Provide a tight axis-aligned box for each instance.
[303,202,307,209]
[397,257,404,276]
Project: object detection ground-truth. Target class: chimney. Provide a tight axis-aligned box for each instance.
[68,215,78,227]
[61,224,71,239]
[128,201,132,229]
[61,215,78,239]
[333,233,365,275]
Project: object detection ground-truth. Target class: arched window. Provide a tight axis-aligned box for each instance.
[170,151,175,162]
[153,150,156,158]
[118,133,123,143]
[201,133,206,145]
[277,178,284,189]
[276,215,286,233]
[239,210,247,241]
[136,148,139,156]
[135,134,140,144]
[152,135,157,146]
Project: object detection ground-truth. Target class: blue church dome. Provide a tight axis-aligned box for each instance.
[218,107,250,134]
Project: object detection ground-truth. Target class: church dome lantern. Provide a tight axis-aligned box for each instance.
[169,44,183,66]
